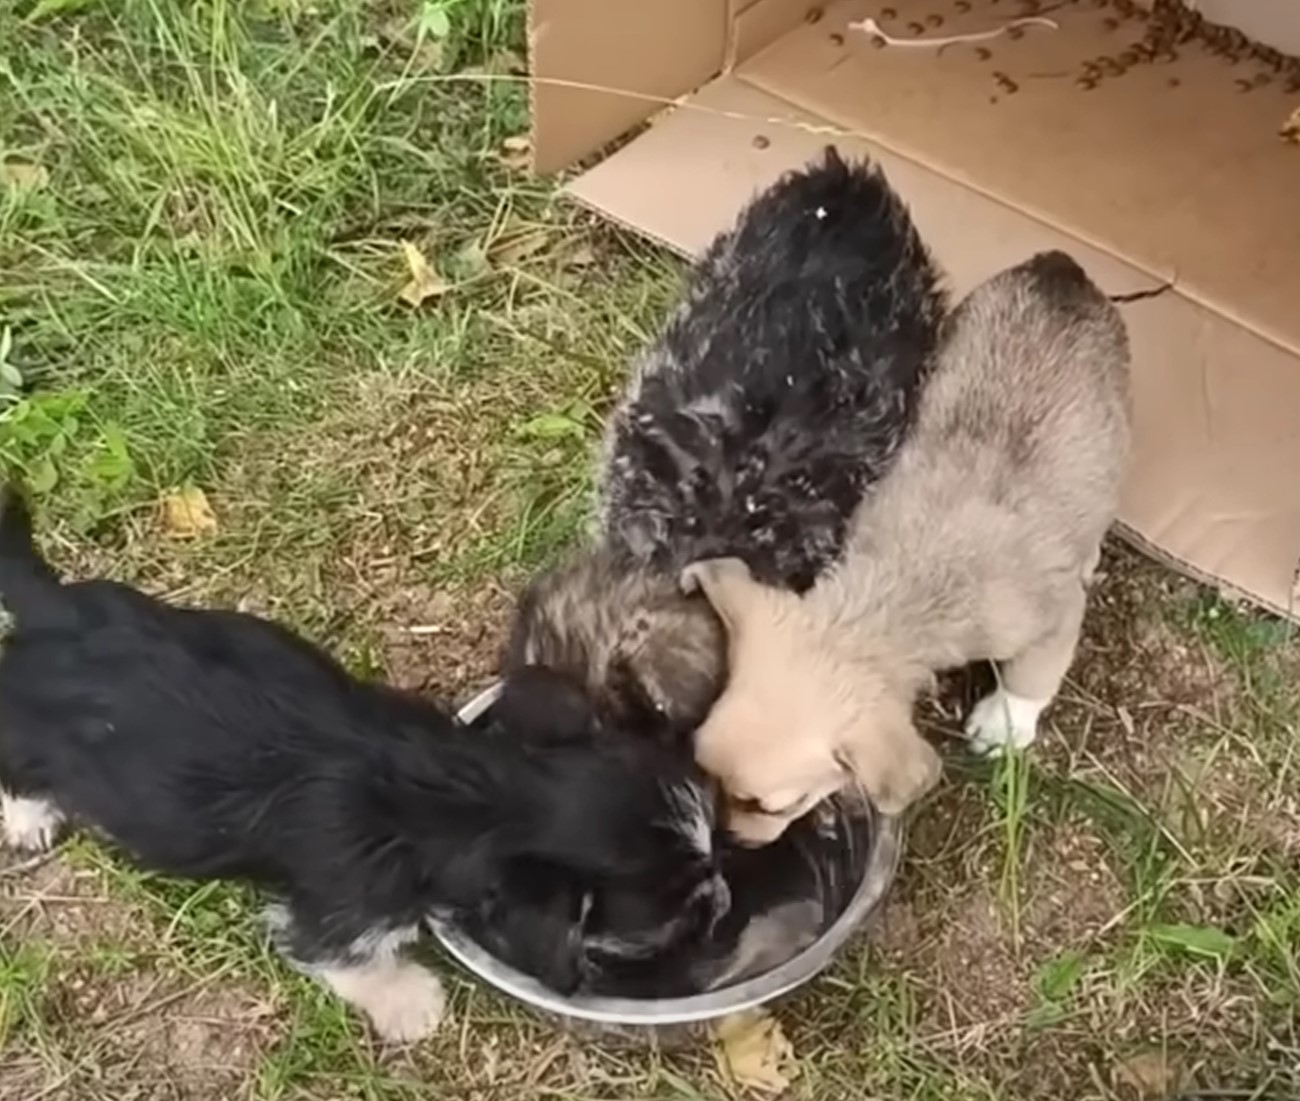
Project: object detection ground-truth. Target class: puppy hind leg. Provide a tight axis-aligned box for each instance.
[2,788,65,853]
[966,580,1088,756]
[264,903,446,1043]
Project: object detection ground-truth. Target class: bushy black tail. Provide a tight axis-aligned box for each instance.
[0,484,68,629]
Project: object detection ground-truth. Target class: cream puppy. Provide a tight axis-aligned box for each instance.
[683,251,1132,844]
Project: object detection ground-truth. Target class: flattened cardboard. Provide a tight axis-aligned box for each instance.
[533,0,1300,619]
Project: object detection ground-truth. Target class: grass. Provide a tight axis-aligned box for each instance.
[0,1,1298,1098]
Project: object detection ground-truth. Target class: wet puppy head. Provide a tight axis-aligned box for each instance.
[505,548,726,744]
[475,772,730,996]
[682,557,941,845]
[475,669,731,993]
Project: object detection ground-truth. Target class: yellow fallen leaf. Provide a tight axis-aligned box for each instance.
[398,241,449,307]
[460,50,526,77]
[1113,1048,1187,1099]
[499,134,532,171]
[1,161,49,190]
[484,49,525,74]
[487,226,551,266]
[712,1009,797,1096]
[161,485,218,538]
[560,239,598,269]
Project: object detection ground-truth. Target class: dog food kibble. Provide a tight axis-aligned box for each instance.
[752,135,771,150]
[1106,0,1300,102]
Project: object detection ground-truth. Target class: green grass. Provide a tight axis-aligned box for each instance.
[1,2,1299,1099]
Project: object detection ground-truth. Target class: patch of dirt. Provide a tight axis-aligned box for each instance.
[17,966,275,1101]
[369,576,513,704]
[0,859,141,947]
[0,857,276,1101]
[873,819,1125,1029]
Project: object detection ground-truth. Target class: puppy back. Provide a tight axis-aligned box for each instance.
[917,250,1131,506]
[596,146,947,591]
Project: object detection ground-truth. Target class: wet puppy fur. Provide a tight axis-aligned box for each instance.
[0,494,726,1037]
[470,675,863,997]
[683,251,1133,844]
[506,146,947,743]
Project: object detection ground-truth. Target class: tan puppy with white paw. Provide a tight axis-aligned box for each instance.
[685,251,1131,844]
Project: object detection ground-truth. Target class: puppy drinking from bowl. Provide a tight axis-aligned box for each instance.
[0,489,726,1040]
[450,149,945,999]
[507,146,947,743]
[683,251,1132,845]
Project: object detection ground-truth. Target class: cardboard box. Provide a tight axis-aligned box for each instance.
[529,0,1300,621]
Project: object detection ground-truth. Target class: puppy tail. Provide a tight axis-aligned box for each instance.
[0,483,66,626]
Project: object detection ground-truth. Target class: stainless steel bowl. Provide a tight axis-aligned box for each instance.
[427,681,902,1027]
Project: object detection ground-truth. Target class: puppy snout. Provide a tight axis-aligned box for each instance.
[728,808,794,847]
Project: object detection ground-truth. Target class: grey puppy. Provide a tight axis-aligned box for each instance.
[682,251,1132,844]
[506,148,947,742]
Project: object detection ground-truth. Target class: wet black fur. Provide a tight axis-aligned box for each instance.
[0,489,719,971]
[599,145,948,591]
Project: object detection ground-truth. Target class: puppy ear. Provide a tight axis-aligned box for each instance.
[495,665,596,741]
[836,704,942,816]
[679,557,764,638]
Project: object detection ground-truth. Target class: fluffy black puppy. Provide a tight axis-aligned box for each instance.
[462,797,838,997]
[508,146,948,739]
[0,490,724,1040]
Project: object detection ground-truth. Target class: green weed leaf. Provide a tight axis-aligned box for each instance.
[1148,923,1236,960]
[28,455,58,494]
[515,411,585,442]
[1035,950,1087,1001]
[416,3,452,39]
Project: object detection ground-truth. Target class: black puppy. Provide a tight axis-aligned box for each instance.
[508,147,948,740]
[0,489,725,1040]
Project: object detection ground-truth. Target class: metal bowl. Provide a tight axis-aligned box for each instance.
[427,682,902,1028]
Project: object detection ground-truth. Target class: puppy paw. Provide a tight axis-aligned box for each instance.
[1,793,64,853]
[363,966,447,1044]
[965,689,1046,756]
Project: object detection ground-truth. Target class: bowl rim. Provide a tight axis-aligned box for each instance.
[427,681,903,1026]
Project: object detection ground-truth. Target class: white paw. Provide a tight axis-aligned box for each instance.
[363,966,447,1043]
[2,793,64,852]
[964,690,1046,757]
